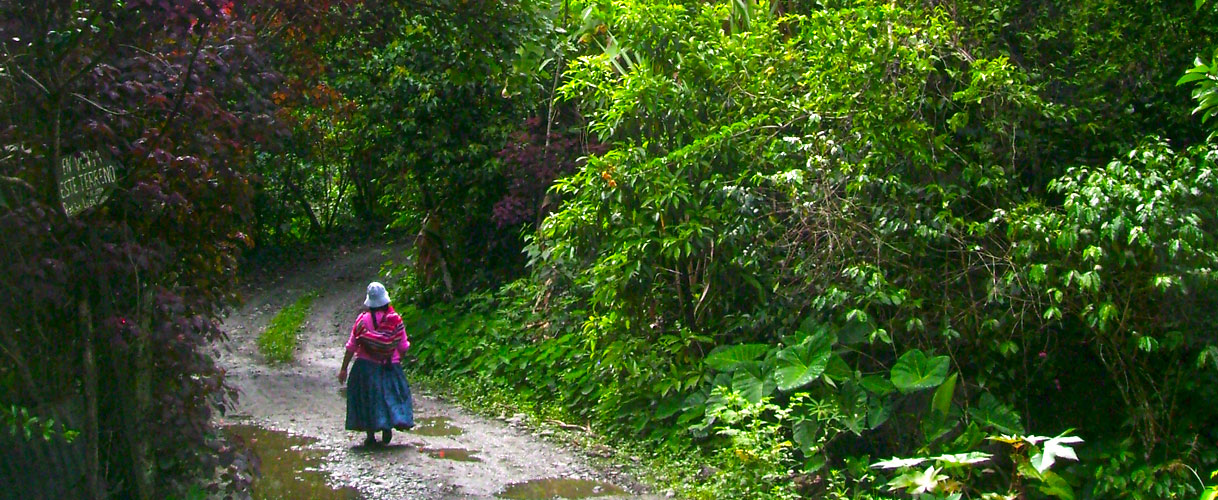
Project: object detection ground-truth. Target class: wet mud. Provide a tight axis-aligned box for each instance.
[226,424,363,500]
[409,416,465,437]
[419,447,483,462]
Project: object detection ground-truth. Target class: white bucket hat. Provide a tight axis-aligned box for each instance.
[364,282,390,308]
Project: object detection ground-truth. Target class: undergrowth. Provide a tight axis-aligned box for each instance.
[387,4,1218,498]
[401,296,888,500]
[257,291,318,363]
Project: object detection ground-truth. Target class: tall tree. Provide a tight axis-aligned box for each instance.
[1,1,278,497]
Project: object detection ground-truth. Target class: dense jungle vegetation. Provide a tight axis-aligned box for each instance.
[3,0,1218,498]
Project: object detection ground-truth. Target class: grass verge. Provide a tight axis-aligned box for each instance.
[257,291,317,363]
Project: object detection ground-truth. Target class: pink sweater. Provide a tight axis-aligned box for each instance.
[345,308,410,363]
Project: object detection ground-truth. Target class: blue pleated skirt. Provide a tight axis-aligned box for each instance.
[345,358,414,432]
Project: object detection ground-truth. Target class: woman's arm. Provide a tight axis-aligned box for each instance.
[339,314,363,383]
[338,350,354,384]
[397,324,410,355]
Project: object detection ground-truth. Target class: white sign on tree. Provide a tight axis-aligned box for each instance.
[57,151,117,217]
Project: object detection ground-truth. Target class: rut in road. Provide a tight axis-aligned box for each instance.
[218,243,662,500]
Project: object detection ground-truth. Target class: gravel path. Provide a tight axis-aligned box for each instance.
[217,243,661,499]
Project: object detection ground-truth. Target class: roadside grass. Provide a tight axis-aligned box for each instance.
[257,291,317,363]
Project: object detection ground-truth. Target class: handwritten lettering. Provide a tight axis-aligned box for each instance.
[57,151,117,217]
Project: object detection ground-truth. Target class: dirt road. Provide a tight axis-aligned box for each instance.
[217,244,661,499]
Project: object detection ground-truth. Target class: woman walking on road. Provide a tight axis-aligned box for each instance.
[338,282,415,446]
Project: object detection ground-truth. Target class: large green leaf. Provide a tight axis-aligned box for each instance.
[731,363,775,403]
[775,332,835,391]
[822,353,852,387]
[791,419,819,455]
[654,394,685,420]
[704,343,769,372]
[889,349,950,394]
[860,375,896,396]
[867,395,891,430]
[921,410,956,443]
[968,392,1025,435]
[930,373,958,416]
[1036,470,1076,500]
[838,316,873,345]
[839,382,868,435]
[920,372,960,442]
[676,391,708,426]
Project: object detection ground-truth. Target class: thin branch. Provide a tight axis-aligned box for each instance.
[0,175,38,194]
[72,92,129,116]
[119,44,174,71]
[56,54,105,95]
[13,62,50,95]
[151,25,210,150]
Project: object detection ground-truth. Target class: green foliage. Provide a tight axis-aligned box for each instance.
[890,350,951,395]
[1202,471,1218,500]
[248,0,570,296]
[1179,52,1218,135]
[164,485,209,500]
[1182,0,1218,140]
[257,292,318,363]
[1005,139,1218,450]
[3,405,78,443]
[384,0,1218,496]
[1,1,272,495]
[967,393,1024,437]
[1090,435,1215,500]
[350,0,557,291]
[698,391,799,500]
[704,344,769,372]
[774,332,834,392]
[872,432,1083,499]
[370,0,1218,497]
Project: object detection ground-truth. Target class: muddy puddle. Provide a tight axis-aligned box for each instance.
[418,446,482,462]
[497,478,626,499]
[226,424,362,500]
[409,416,464,436]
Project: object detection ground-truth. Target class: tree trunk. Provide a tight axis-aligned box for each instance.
[50,96,62,208]
[79,299,103,500]
[283,175,322,236]
[349,160,373,222]
[127,318,153,500]
[415,213,454,298]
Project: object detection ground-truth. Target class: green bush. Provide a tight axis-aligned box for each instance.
[405,0,1218,497]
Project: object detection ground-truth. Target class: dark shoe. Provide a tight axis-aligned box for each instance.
[363,433,377,447]
[381,429,392,444]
